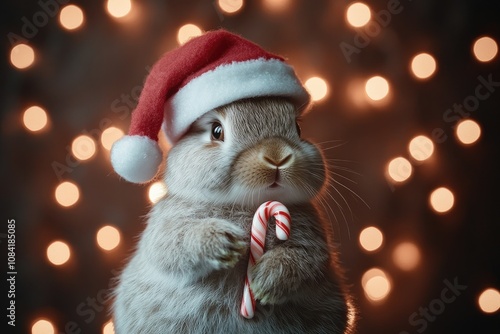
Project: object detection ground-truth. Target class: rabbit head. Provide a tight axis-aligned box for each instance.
[164,97,326,208]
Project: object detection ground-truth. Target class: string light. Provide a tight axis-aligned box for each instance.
[97,225,121,251]
[304,76,329,102]
[392,241,421,271]
[46,241,71,266]
[365,76,389,101]
[10,43,35,69]
[55,181,80,207]
[32,318,55,334]
[429,187,454,213]
[473,36,498,62]
[478,288,500,314]
[23,106,48,132]
[386,157,412,183]
[410,53,437,80]
[103,320,115,334]
[72,135,97,161]
[148,181,168,204]
[177,24,203,45]
[455,119,481,145]
[362,268,391,302]
[101,127,124,150]
[217,0,244,14]
[59,5,85,30]
[346,2,371,28]
[408,135,434,161]
[106,0,132,19]
[359,226,384,252]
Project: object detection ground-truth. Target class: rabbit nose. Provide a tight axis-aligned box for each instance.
[262,154,293,168]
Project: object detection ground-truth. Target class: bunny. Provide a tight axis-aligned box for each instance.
[112,97,355,333]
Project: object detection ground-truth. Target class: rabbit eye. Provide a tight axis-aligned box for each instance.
[295,122,302,137]
[211,122,224,141]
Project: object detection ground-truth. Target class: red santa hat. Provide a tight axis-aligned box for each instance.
[111,29,310,183]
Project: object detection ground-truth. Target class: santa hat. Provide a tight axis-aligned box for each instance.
[111,29,310,183]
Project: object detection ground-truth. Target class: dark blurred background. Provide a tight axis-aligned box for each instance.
[2,0,500,333]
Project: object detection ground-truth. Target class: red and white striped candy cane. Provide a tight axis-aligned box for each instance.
[240,201,291,319]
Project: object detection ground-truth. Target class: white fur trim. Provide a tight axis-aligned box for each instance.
[164,58,310,142]
[110,135,162,183]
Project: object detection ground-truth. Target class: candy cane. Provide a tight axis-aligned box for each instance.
[240,201,291,319]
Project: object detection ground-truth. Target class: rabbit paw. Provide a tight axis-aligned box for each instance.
[200,221,247,270]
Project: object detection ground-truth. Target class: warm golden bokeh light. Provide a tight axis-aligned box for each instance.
[32,319,55,334]
[55,181,80,207]
[72,135,97,161]
[217,0,244,14]
[305,76,329,102]
[478,288,500,314]
[410,53,437,80]
[429,187,454,213]
[386,157,412,183]
[46,241,71,266]
[362,268,391,302]
[177,24,203,45]
[59,5,85,30]
[101,126,125,150]
[346,2,371,28]
[408,135,434,161]
[392,241,421,271]
[23,106,48,132]
[262,0,289,12]
[97,225,121,251]
[103,320,115,334]
[148,181,168,204]
[10,43,35,69]
[107,0,132,18]
[359,226,383,252]
[456,119,481,145]
[365,76,389,101]
[473,36,498,62]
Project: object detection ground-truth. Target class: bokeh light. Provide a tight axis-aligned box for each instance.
[101,126,125,150]
[456,119,481,145]
[217,0,244,14]
[386,157,412,183]
[410,53,437,80]
[478,288,500,314]
[103,320,115,334]
[97,225,121,251]
[10,43,35,69]
[262,0,289,12]
[305,76,329,102]
[148,181,168,204]
[55,181,80,207]
[362,268,391,302]
[59,5,85,30]
[392,241,421,271]
[365,76,389,101]
[32,319,55,334]
[23,106,48,132]
[177,24,203,45]
[46,241,71,266]
[473,36,498,62]
[359,226,384,252]
[72,135,97,161]
[106,0,132,19]
[346,2,371,28]
[429,187,454,213]
[408,135,434,161]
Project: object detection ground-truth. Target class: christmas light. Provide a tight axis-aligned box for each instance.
[410,53,437,80]
[429,187,454,213]
[346,2,371,28]
[362,268,391,302]
[217,0,244,14]
[359,226,383,252]
[478,288,500,314]
[103,320,115,334]
[55,181,80,207]
[473,36,498,62]
[10,43,35,69]
[304,76,329,102]
[32,319,55,334]
[386,157,412,183]
[177,24,203,45]
[365,76,389,101]
[47,241,71,266]
[59,5,85,30]
[408,135,434,161]
[148,181,168,204]
[72,135,97,161]
[107,0,132,19]
[455,119,481,145]
[392,241,421,271]
[23,106,48,132]
[101,127,124,150]
[97,225,121,251]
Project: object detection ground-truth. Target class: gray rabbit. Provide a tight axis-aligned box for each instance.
[110,30,355,333]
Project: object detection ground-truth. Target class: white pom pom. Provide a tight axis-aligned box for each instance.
[110,135,163,183]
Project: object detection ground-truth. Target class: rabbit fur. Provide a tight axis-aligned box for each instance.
[113,97,355,333]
